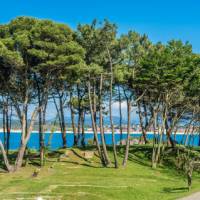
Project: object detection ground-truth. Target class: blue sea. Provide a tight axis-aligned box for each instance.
[0,132,199,150]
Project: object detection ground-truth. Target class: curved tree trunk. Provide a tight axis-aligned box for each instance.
[107,47,118,168]
[109,82,118,168]
[88,81,105,166]
[12,105,39,172]
[92,85,97,145]
[137,101,148,144]
[53,93,67,148]
[0,140,13,172]
[99,74,111,166]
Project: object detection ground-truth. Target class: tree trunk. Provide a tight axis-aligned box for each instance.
[155,127,163,165]
[69,90,77,145]
[188,125,195,147]
[0,140,13,172]
[14,143,27,170]
[3,101,6,149]
[99,73,111,166]
[7,104,12,155]
[107,47,118,168]
[77,110,81,145]
[77,84,82,145]
[88,81,105,166]
[71,109,76,140]
[53,93,67,148]
[118,85,123,145]
[14,106,39,171]
[109,80,118,168]
[93,85,97,144]
[153,105,167,168]
[23,103,29,166]
[152,110,159,168]
[184,127,191,146]
[122,100,131,167]
[59,93,67,148]
[81,111,85,147]
[47,113,58,149]
[137,101,148,144]
[71,108,77,145]
[40,100,47,165]
[6,107,11,155]
[38,89,45,166]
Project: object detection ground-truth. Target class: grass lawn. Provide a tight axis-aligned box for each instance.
[0,146,200,200]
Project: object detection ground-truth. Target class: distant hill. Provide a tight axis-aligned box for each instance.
[0,114,140,129]
[48,115,139,127]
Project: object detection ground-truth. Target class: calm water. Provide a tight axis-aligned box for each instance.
[0,132,199,150]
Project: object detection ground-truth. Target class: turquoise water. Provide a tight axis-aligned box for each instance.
[0,132,199,150]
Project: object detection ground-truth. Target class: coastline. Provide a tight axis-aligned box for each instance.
[0,129,190,135]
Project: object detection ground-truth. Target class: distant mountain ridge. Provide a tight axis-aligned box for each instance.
[0,115,140,129]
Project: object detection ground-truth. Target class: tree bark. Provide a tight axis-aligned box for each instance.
[88,81,105,166]
[2,100,6,149]
[152,112,157,168]
[0,140,13,172]
[53,93,67,148]
[99,74,111,166]
[81,111,85,147]
[107,47,118,168]
[137,101,148,144]
[118,85,123,145]
[38,86,45,166]
[70,90,77,145]
[59,93,67,148]
[7,104,12,155]
[77,111,81,145]
[14,106,39,171]
[93,85,97,144]
[122,100,131,167]
[77,84,82,145]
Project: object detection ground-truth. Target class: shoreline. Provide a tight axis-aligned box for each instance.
[0,129,192,135]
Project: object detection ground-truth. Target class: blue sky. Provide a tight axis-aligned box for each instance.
[1,0,200,52]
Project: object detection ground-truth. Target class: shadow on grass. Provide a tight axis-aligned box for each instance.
[57,160,103,168]
[47,150,63,158]
[128,153,151,167]
[0,168,7,173]
[28,160,41,167]
[71,149,90,163]
[163,187,188,193]
[116,146,151,167]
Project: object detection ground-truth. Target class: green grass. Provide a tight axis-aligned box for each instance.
[0,146,200,200]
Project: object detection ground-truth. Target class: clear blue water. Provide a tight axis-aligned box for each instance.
[0,132,199,150]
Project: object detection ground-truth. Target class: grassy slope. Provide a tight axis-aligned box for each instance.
[0,147,200,200]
